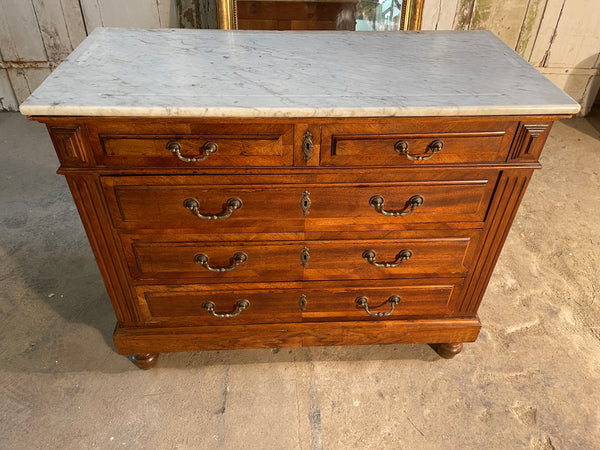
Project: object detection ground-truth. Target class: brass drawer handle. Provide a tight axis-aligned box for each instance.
[369,194,423,217]
[362,249,412,268]
[194,251,248,272]
[355,295,401,317]
[167,140,218,162]
[395,139,444,161]
[202,299,250,318]
[183,197,242,220]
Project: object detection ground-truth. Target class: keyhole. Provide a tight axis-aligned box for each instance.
[301,191,311,216]
[301,247,310,267]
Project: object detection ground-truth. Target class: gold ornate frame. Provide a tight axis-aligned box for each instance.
[216,0,424,30]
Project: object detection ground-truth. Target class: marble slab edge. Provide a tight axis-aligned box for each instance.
[21,104,580,118]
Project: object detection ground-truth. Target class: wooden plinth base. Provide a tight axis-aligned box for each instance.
[115,318,480,362]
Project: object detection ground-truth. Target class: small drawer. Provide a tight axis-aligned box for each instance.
[135,280,464,326]
[122,231,480,282]
[89,122,294,167]
[102,174,496,232]
[321,118,517,166]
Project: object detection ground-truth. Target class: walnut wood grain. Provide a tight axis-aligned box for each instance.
[47,125,93,167]
[134,280,464,326]
[101,174,496,232]
[121,232,480,282]
[31,114,567,367]
[508,122,552,162]
[113,318,482,355]
[65,175,140,324]
[458,169,533,314]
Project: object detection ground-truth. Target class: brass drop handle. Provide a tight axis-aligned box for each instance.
[355,295,401,317]
[167,140,218,162]
[395,139,444,161]
[183,197,242,220]
[194,251,248,272]
[202,299,250,318]
[362,249,412,268]
[369,194,423,217]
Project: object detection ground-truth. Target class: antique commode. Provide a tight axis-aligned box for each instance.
[20,28,579,369]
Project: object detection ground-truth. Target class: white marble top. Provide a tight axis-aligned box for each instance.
[20,28,580,117]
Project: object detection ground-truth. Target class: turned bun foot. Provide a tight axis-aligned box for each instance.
[430,343,463,359]
[129,353,159,369]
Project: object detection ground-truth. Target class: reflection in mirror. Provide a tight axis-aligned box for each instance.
[217,0,423,31]
[356,0,404,31]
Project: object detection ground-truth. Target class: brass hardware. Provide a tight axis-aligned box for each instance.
[395,139,444,161]
[202,299,250,318]
[362,249,413,268]
[301,191,311,216]
[299,294,307,311]
[167,140,218,162]
[369,194,423,217]
[300,247,310,267]
[183,197,242,220]
[355,295,401,317]
[302,131,313,162]
[194,251,248,272]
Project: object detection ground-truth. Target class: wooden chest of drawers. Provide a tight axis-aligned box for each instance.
[36,114,560,367]
[22,29,579,369]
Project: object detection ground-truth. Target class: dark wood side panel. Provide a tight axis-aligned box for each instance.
[65,175,140,324]
[457,169,534,313]
[113,317,482,354]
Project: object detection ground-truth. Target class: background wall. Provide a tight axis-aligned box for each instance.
[0,0,216,110]
[421,0,600,115]
[1,0,598,114]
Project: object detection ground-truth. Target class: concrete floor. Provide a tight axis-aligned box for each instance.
[0,111,599,449]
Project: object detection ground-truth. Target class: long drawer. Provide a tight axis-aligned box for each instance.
[102,175,496,232]
[121,231,480,283]
[135,280,465,326]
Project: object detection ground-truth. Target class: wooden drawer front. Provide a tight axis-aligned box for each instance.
[123,232,479,282]
[103,178,304,232]
[93,123,294,167]
[103,176,496,231]
[321,121,516,166]
[136,280,464,325]
[306,179,495,226]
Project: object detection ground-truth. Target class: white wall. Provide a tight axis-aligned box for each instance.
[422,0,600,115]
[0,0,216,110]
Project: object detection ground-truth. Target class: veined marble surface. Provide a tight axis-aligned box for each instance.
[20,28,580,117]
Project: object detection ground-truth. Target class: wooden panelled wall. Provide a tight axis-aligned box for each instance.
[421,0,600,115]
[0,0,216,110]
[1,0,598,113]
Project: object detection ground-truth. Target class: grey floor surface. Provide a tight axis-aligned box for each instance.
[1,111,599,449]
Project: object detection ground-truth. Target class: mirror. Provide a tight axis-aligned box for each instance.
[216,0,424,31]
